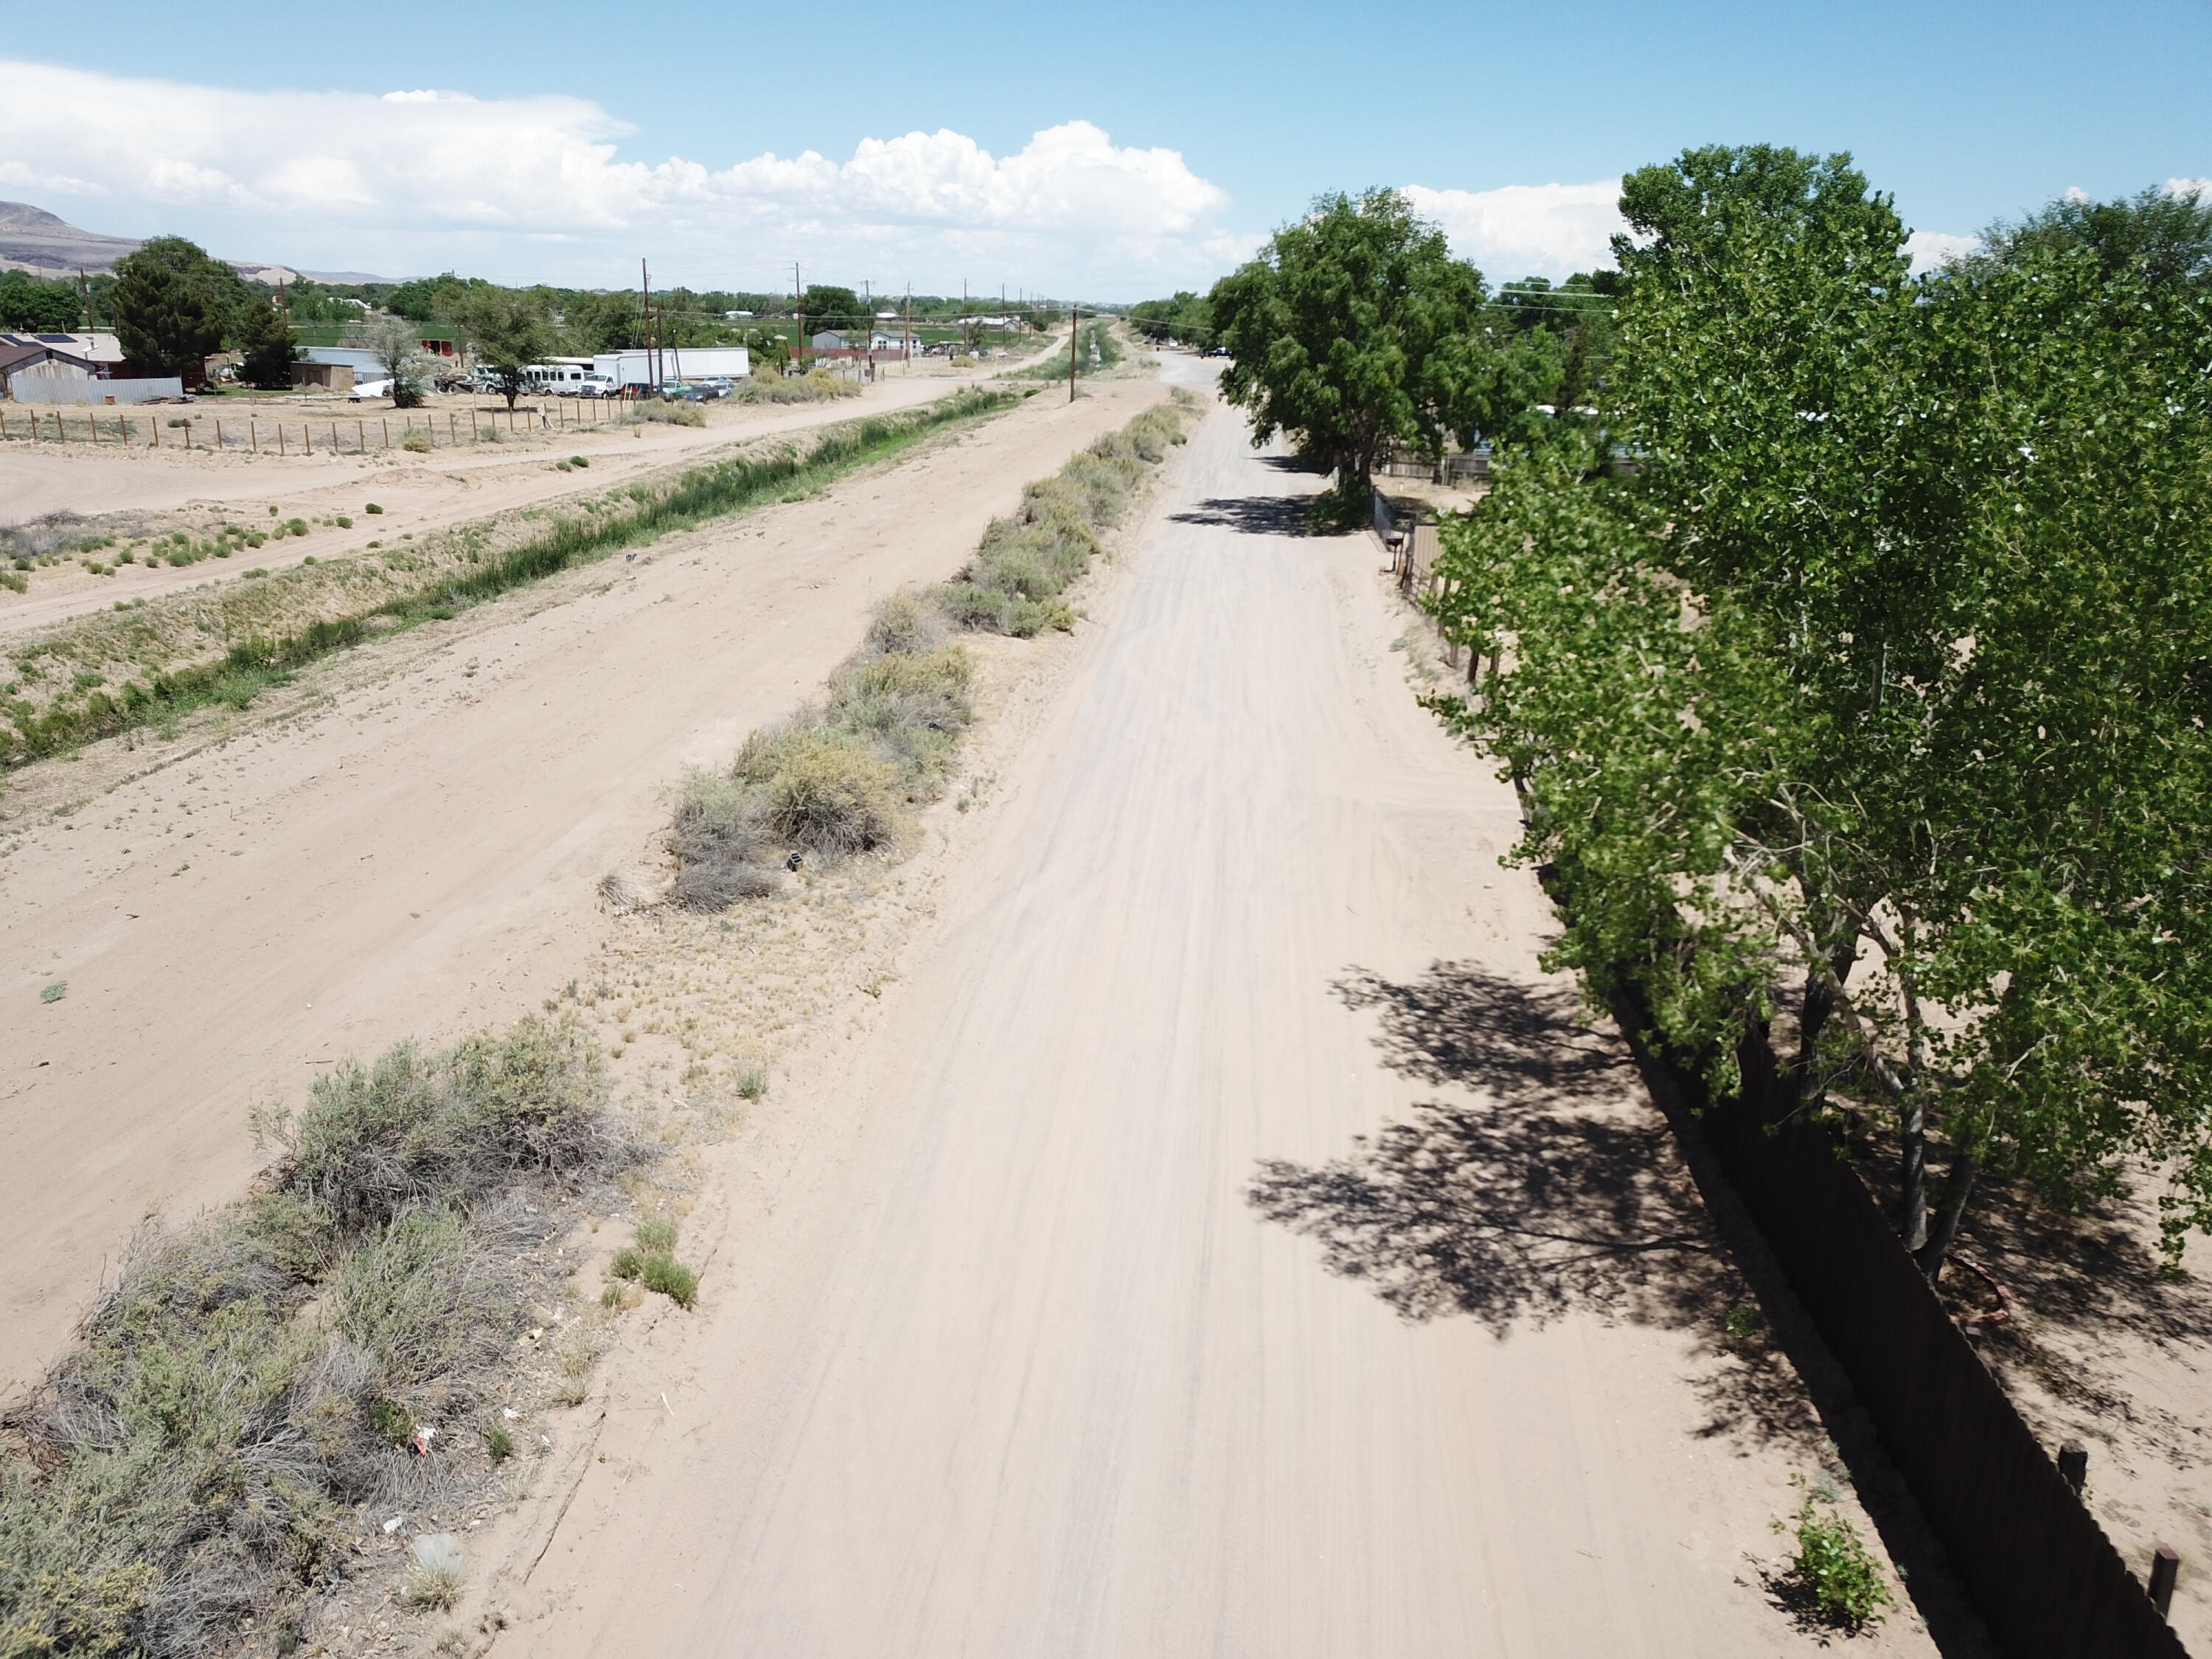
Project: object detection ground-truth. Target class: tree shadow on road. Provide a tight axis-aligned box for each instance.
[1246,961,1814,1441]
[1166,495,1314,536]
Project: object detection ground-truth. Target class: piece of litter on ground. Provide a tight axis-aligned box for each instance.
[502,1407,519,1420]
[382,1515,405,1534]
[411,1532,466,1573]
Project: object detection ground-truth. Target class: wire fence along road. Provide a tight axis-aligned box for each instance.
[0,399,627,455]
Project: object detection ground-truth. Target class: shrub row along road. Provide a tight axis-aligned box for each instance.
[480,372,1938,1657]
[0,372,1007,638]
[0,381,1170,1393]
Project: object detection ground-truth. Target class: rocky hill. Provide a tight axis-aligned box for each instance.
[0,201,397,284]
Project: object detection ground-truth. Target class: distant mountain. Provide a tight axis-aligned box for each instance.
[0,201,405,285]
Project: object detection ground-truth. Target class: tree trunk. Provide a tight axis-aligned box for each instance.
[1899,1093,1930,1253]
[1914,1149,1978,1284]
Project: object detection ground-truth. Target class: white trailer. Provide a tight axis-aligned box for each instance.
[593,346,750,390]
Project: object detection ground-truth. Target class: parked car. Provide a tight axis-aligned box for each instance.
[660,381,704,402]
[577,375,619,398]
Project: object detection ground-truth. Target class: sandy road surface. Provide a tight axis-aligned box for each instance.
[485,390,1938,1655]
[0,373,1001,636]
[0,380,1167,1393]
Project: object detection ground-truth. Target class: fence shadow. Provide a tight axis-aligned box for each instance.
[1248,963,1812,1441]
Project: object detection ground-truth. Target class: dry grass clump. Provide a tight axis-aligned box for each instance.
[926,396,1194,638]
[0,1015,636,1659]
[627,401,706,428]
[732,369,861,405]
[669,633,974,908]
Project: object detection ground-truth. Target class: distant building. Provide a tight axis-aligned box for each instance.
[810,330,850,350]
[0,338,96,395]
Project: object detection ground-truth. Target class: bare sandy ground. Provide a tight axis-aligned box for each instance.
[464,386,1942,1657]
[0,374,1002,636]
[0,380,1169,1394]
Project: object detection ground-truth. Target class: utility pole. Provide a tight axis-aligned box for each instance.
[904,285,912,375]
[1068,303,1079,403]
[794,261,803,375]
[641,260,655,390]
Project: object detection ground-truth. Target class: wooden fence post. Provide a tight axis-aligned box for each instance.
[250,420,258,454]
[382,419,390,450]
[305,425,312,455]
[277,425,285,456]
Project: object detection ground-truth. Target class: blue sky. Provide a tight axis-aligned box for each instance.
[3,0,2206,296]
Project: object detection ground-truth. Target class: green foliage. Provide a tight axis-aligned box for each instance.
[608,1220,698,1309]
[799,284,866,333]
[1128,289,1214,345]
[1210,189,1534,484]
[109,237,239,378]
[639,1254,699,1308]
[0,269,83,331]
[453,285,554,408]
[1427,153,2212,1270]
[237,299,298,389]
[1778,1498,1891,1629]
[362,314,430,408]
[40,980,66,1004]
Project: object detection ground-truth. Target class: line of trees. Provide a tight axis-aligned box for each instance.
[1413,147,2212,1281]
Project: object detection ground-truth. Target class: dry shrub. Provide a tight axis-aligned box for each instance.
[262,1015,615,1233]
[668,768,781,910]
[0,1018,630,1659]
[734,727,904,857]
[865,589,949,656]
[627,401,706,427]
[733,370,860,405]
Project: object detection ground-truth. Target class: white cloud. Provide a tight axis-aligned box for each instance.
[1905,229,1980,274]
[2167,176,2211,200]
[1402,180,1624,281]
[0,59,1230,293]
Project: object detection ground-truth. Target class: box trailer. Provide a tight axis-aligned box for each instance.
[593,347,749,390]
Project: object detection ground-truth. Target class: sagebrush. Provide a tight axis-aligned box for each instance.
[0,1016,636,1659]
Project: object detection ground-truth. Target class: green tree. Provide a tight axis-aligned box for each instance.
[235,299,297,389]
[363,314,429,408]
[801,285,866,342]
[109,236,239,380]
[1208,189,1510,490]
[0,271,83,332]
[1427,153,2212,1282]
[453,286,553,408]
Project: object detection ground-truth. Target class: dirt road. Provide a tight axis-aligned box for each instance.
[0,373,1003,637]
[0,380,1169,1393]
[481,386,1938,1655]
